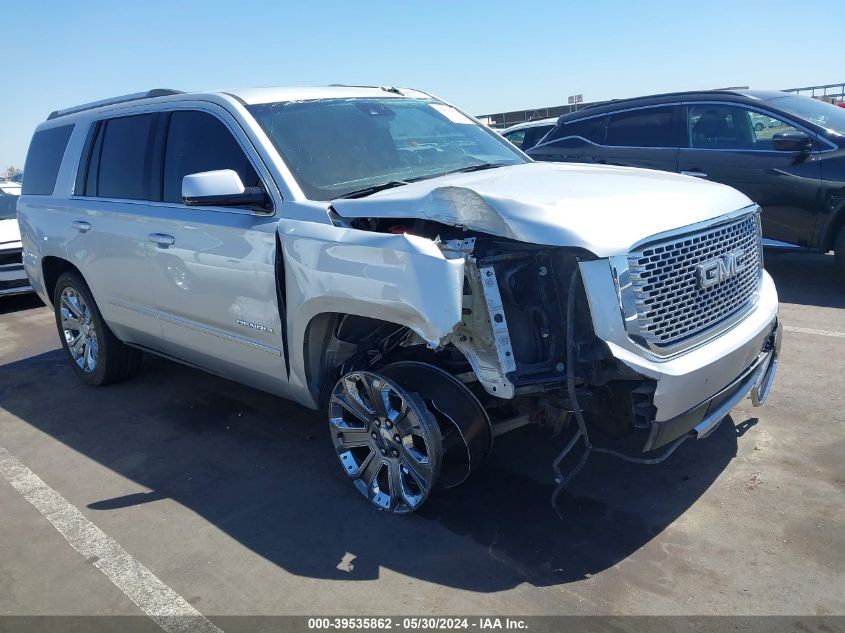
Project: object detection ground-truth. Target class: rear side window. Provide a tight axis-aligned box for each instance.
[503,129,526,148]
[162,111,259,203]
[521,125,554,150]
[605,107,674,147]
[96,114,156,200]
[545,117,603,144]
[22,125,74,195]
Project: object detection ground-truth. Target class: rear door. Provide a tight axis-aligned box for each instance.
[66,114,163,348]
[589,105,681,172]
[143,108,289,396]
[678,103,823,245]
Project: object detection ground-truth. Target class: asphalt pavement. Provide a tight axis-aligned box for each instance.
[0,252,842,624]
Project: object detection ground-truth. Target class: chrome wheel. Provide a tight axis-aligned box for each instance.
[60,287,98,373]
[329,371,442,513]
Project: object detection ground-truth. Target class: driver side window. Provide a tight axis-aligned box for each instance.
[162,110,261,204]
[688,104,799,150]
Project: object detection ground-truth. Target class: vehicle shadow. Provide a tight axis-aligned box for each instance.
[764,251,844,309]
[0,293,44,315]
[0,350,741,591]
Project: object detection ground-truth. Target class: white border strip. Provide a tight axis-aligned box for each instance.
[0,445,223,633]
[783,325,845,339]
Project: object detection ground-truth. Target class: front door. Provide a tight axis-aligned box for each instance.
[678,103,823,246]
[144,109,289,395]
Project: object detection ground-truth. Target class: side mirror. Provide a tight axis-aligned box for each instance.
[772,131,812,152]
[182,169,268,209]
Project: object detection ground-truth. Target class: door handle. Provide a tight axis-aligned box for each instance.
[71,220,92,233]
[148,233,175,247]
[681,170,709,178]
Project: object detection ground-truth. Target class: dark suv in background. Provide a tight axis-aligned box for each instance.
[528,90,845,274]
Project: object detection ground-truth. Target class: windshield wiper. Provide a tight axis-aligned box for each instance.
[336,180,410,199]
[336,163,513,199]
[437,162,512,177]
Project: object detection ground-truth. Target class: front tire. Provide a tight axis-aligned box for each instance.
[53,272,141,386]
[329,371,442,514]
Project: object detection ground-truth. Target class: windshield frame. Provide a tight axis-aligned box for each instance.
[246,97,529,201]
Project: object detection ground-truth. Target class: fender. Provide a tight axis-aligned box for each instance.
[277,219,465,408]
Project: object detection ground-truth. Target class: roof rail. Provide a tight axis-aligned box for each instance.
[47,89,183,120]
[328,84,404,95]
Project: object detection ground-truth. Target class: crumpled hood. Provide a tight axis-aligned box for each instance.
[0,218,22,248]
[331,162,753,257]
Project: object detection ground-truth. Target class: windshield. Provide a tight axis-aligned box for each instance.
[0,187,20,221]
[247,98,526,200]
[767,95,845,136]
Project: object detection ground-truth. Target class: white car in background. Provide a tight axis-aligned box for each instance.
[499,117,557,150]
[0,181,32,297]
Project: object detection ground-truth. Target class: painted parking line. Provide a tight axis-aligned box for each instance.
[783,325,845,339]
[0,445,223,633]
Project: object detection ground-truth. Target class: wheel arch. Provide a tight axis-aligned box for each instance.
[821,198,845,253]
[42,256,82,306]
[301,309,439,407]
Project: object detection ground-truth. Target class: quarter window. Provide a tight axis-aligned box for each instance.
[503,130,526,148]
[605,107,674,147]
[162,111,260,204]
[521,125,554,150]
[22,125,74,195]
[546,117,603,144]
[96,114,156,200]
[688,104,800,150]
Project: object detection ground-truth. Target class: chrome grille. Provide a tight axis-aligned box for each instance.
[627,211,762,350]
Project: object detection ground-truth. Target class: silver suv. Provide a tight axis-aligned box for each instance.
[18,86,781,513]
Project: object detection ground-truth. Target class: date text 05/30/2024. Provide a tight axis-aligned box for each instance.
[307,617,528,630]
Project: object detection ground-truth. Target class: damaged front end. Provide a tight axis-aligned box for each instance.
[437,235,659,441]
[315,208,668,461]
[314,194,778,514]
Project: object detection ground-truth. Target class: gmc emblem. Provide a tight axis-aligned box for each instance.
[696,249,749,289]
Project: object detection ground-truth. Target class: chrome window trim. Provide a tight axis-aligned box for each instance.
[69,103,281,215]
[69,195,273,218]
[610,204,763,358]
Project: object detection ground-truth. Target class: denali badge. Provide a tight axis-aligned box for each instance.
[696,249,748,289]
[237,319,274,333]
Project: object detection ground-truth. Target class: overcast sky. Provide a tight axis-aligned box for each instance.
[3,0,843,168]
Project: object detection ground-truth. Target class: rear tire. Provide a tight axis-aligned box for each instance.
[835,226,845,278]
[53,272,142,386]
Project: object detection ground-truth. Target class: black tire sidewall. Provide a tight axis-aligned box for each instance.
[53,272,111,386]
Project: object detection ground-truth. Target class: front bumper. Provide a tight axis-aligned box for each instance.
[0,245,32,297]
[579,259,780,451]
[645,316,780,450]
